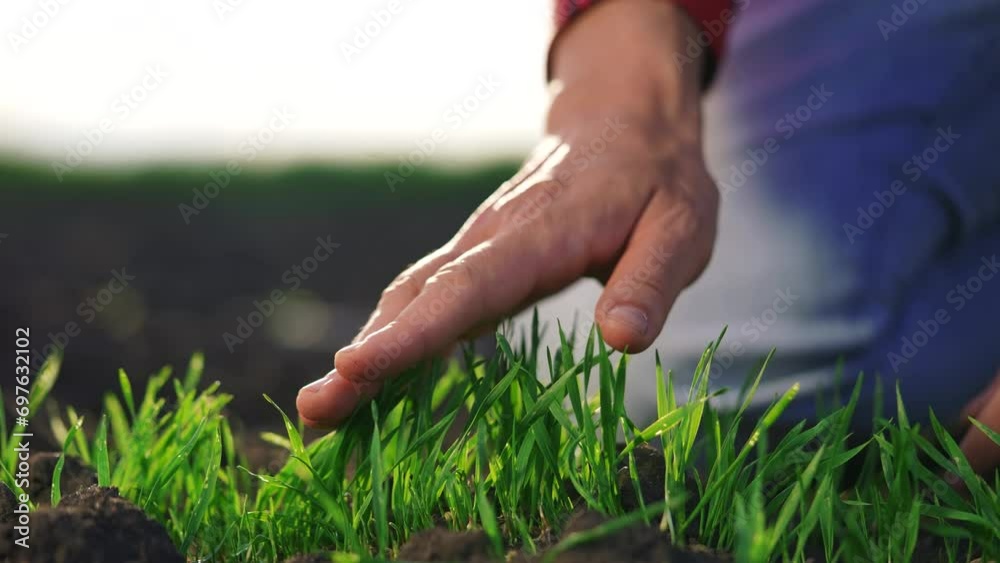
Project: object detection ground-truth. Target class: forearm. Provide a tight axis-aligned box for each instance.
[547,0,705,140]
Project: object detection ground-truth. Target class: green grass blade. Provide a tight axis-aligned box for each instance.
[118,368,137,420]
[369,403,388,557]
[264,394,307,460]
[51,417,84,506]
[94,414,111,486]
[183,352,205,393]
[180,425,222,553]
[969,418,1000,448]
[476,420,503,557]
[142,417,208,508]
[540,502,667,563]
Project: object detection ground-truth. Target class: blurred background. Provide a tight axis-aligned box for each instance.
[1,0,554,426]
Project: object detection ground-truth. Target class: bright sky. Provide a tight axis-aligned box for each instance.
[1,0,553,164]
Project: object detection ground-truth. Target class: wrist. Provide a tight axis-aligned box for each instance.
[548,0,704,135]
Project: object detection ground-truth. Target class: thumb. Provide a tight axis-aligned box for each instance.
[596,190,714,352]
[959,370,1000,476]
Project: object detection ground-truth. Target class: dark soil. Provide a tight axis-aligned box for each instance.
[282,443,728,563]
[241,433,292,473]
[28,452,98,504]
[0,484,17,524]
[617,444,667,513]
[390,447,728,563]
[0,179,497,435]
[552,511,730,563]
[281,554,335,563]
[0,485,184,563]
[397,528,497,562]
[393,510,730,563]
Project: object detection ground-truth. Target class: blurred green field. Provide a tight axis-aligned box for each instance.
[0,158,519,209]
[0,157,519,425]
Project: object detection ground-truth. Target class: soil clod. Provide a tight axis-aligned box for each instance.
[0,484,18,525]
[28,453,98,504]
[0,485,184,563]
[397,528,498,562]
[617,444,667,513]
[550,510,729,563]
[282,554,335,563]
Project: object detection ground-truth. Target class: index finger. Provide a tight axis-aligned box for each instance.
[340,234,553,385]
[323,225,583,424]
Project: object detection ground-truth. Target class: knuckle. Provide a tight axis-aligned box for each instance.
[536,217,587,266]
[632,274,671,303]
[434,254,481,290]
[611,266,670,304]
[674,205,704,245]
[456,210,494,242]
[654,195,717,283]
[380,274,421,304]
[504,180,565,229]
[661,192,715,246]
[334,346,368,378]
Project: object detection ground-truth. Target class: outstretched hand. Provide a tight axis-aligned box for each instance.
[296,0,717,427]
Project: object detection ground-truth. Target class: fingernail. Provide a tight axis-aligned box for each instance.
[298,369,336,395]
[297,369,361,428]
[606,305,648,336]
[336,341,362,358]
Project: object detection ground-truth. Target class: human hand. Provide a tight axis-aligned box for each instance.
[297,0,717,427]
[958,370,1000,477]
